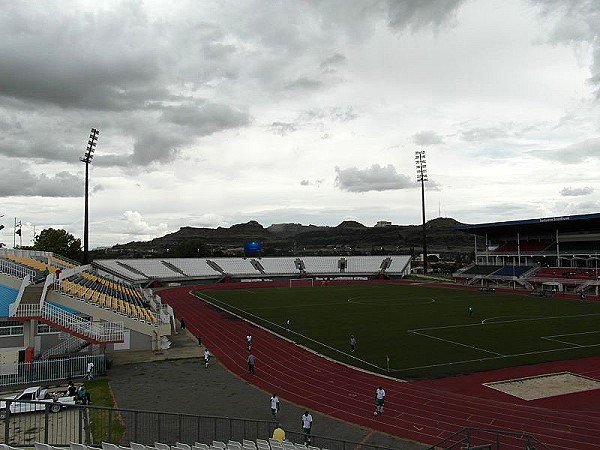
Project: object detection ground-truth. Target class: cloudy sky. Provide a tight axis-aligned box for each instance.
[1,0,600,249]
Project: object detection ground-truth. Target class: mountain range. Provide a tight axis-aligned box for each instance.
[96,217,478,259]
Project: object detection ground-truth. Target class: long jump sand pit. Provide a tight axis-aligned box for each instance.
[483,372,600,400]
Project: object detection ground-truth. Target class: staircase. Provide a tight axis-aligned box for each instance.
[10,286,125,344]
[41,333,90,359]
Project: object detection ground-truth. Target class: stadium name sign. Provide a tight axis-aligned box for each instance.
[539,216,571,223]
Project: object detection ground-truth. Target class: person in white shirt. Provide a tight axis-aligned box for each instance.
[246,334,252,351]
[270,393,280,418]
[375,386,386,415]
[86,361,94,380]
[204,349,210,368]
[301,411,313,444]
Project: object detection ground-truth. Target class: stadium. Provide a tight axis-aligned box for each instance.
[1,212,600,449]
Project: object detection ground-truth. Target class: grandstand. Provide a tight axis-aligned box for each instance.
[93,255,411,285]
[0,248,173,378]
[454,212,600,296]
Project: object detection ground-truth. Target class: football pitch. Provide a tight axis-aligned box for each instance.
[194,283,600,379]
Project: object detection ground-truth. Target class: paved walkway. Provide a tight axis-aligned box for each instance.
[108,330,426,450]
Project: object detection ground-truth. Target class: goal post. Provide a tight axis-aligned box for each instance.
[289,278,314,288]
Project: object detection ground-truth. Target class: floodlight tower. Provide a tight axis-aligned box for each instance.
[415,150,428,274]
[81,128,99,264]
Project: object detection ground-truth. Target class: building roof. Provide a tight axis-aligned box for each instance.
[455,213,600,236]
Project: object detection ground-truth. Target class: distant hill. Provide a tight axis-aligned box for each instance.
[95,217,477,259]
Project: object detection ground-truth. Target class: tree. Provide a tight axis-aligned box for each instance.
[33,228,82,262]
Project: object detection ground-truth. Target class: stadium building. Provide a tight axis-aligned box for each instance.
[454,212,600,296]
[0,248,410,382]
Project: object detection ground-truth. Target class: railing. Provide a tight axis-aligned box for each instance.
[0,354,106,387]
[41,334,89,359]
[1,401,399,450]
[43,302,125,343]
[427,426,551,450]
[0,258,36,280]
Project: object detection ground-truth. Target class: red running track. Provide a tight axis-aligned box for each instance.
[159,286,600,450]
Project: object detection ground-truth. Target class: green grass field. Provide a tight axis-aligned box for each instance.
[196,283,600,379]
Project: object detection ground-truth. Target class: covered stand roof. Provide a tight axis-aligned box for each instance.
[455,213,600,237]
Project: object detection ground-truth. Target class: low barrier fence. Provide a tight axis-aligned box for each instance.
[2,402,399,450]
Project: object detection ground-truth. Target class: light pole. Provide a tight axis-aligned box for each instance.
[81,128,99,264]
[415,150,428,274]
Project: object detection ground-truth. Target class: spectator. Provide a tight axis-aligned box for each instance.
[180,317,186,330]
[78,384,91,404]
[301,411,313,444]
[272,423,285,443]
[42,266,50,279]
[270,393,280,418]
[468,306,473,317]
[247,352,256,375]
[285,319,290,332]
[66,380,77,396]
[86,361,95,380]
[246,334,252,351]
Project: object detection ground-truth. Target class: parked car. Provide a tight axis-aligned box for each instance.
[0,386,76,419]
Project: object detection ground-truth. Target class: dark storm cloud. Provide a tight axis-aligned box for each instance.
[334,164,413,192]
[0,165,81,197]
[413,130,444,146]
[161,103,252,135]
[560,186,594,196]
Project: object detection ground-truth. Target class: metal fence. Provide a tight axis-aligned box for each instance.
[2,401,401,450]
[426,426,552,450]
[0,354,106,387]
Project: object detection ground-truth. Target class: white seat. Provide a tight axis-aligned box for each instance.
[70,444,88,450]
[35,444,53,450]
[227,445,241,450]
[255,441,269,449]
[102,444,119,450]
[242,442,254,448]
[176,444,191,450]
[130,443,146,450]
[155,443,171,450]
[193,445,210,450]
[212,443,226,450]
[308,447,320,450]
[243,445,257,450]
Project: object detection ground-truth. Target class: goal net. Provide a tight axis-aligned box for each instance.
[289,278,314,288]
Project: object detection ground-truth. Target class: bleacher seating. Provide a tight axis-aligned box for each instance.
[111,259,184,278]
[386,255,411,274]
[209,258,260,276]
[494,240,552,253]
[28,439,328,450]
[257,258,299,275]
[59,271,155,323]
[164,259,222,277]
[491,265,534,277]
[300,257,339,274]
[531,267,600,280]
[344,256,385,273]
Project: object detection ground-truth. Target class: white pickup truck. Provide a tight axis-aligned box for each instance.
[0,386,76,419]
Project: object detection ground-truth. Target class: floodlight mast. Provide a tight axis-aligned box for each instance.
[80,128,99,264]
[415,150,428,274]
